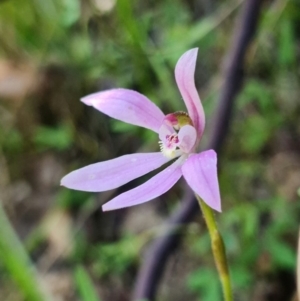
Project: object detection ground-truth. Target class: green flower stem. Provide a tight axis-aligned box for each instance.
[0,201,52,301]
[195,194,233,301]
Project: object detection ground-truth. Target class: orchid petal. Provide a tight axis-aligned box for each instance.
[61,152,171,192]
[175,48,205,138]
[182,150,221,212]
[102,158,183,211]
[81,88,165,133]
[178,125,197,153]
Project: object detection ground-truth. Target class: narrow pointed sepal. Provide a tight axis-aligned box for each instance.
[81,88,165,133]
[61,153,171,192]
[182,150,221,212]
[102,158,183,211]
[175,48,205,138]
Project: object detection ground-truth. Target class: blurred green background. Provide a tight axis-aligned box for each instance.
[0,0,300,300]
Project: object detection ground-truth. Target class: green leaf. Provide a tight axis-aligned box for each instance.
[241,115,271,154]
[278,18,296,68]
[74,265,101,301]
[238,80,272,113]
[91,235,145,278]
[269,240,296,269]
[187,268,221,301]
[231,266,253,289]
[0,203,51,301]
[33,123,73,151]
[59,0,81,27]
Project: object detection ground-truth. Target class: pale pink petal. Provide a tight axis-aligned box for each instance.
[175,48,205,138]
[178,125,197,153]
[102,158,183,211]
[81,88,165,132]
[61,153,171,192]
[182,150,221,212]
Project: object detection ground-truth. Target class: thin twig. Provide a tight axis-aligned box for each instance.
[133,0,264,300]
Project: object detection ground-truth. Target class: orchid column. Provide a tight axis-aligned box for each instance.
[61,48,233,301]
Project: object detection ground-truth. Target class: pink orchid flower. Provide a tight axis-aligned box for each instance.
[61,48,221,212]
